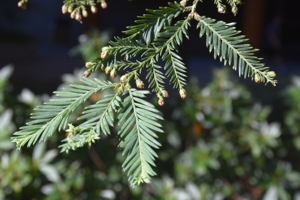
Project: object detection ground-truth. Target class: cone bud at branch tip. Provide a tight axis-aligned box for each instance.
[158,99,164,106]
[68,6,73,13]
[120,75,127,83]
[62,5,68,14]
[188,13,194,19]
[70,11,76,19]
[218,6,226,14]
[267,71,276,78]
[85,62,93,68]
[18,1,23,7]
[101,2,107,9]
[136,79,144,89]
[193,12,200,20]
[254,74,260,83]
[162,90,169,98]
[75,13,82,21]
[235,0,241,4]
[105,67,111,74]
[84,70,91,77]
[82,10,88,18]
[110,68,117,79]
[179,88,187,99]
[125,83,131,89]
[100,47,109,59]
[91,6,97,13]
[179,0,187,7]
[231,6,238,16]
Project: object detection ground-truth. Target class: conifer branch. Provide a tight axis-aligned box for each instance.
[12,78,115,149]
[197,16,277,86]
[118,89,163,186]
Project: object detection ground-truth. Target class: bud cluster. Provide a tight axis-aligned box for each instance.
[103,65,118,79]
[156,90,169,106]
[61,1,107,22]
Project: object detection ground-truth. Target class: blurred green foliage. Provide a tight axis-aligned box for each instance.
[2,30,300,199]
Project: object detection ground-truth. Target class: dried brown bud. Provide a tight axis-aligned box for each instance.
[158,99,164,106]
[91,5,97,13]
[179,88,187,99]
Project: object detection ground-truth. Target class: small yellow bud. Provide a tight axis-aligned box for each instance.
[82,10,88,18]
[91,5,97,13]
[179,0,187,7]
[231,6,238,16]
[101,2,107,9]
[254,73,261,83]
[70,11,76,19]
[162,90,169,98]
[110,68,117,79]
[193,12,200,20]
[100,47,109,59]
[179,88,187,99]
[158,99,164,106]
[62,5,68,14]
[267,71,276,78]
[85,62,93,68]
[105,67,111,74]
[75,13,82,21]
[218,6,226,14]
[120,75,127,83]
[83,70,91,77]
[68,6,73,13]
[234,0,241,5]
[136,79,144,89]
[125,83,131,89]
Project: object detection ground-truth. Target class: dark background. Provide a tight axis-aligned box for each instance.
[0,0,299,94]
